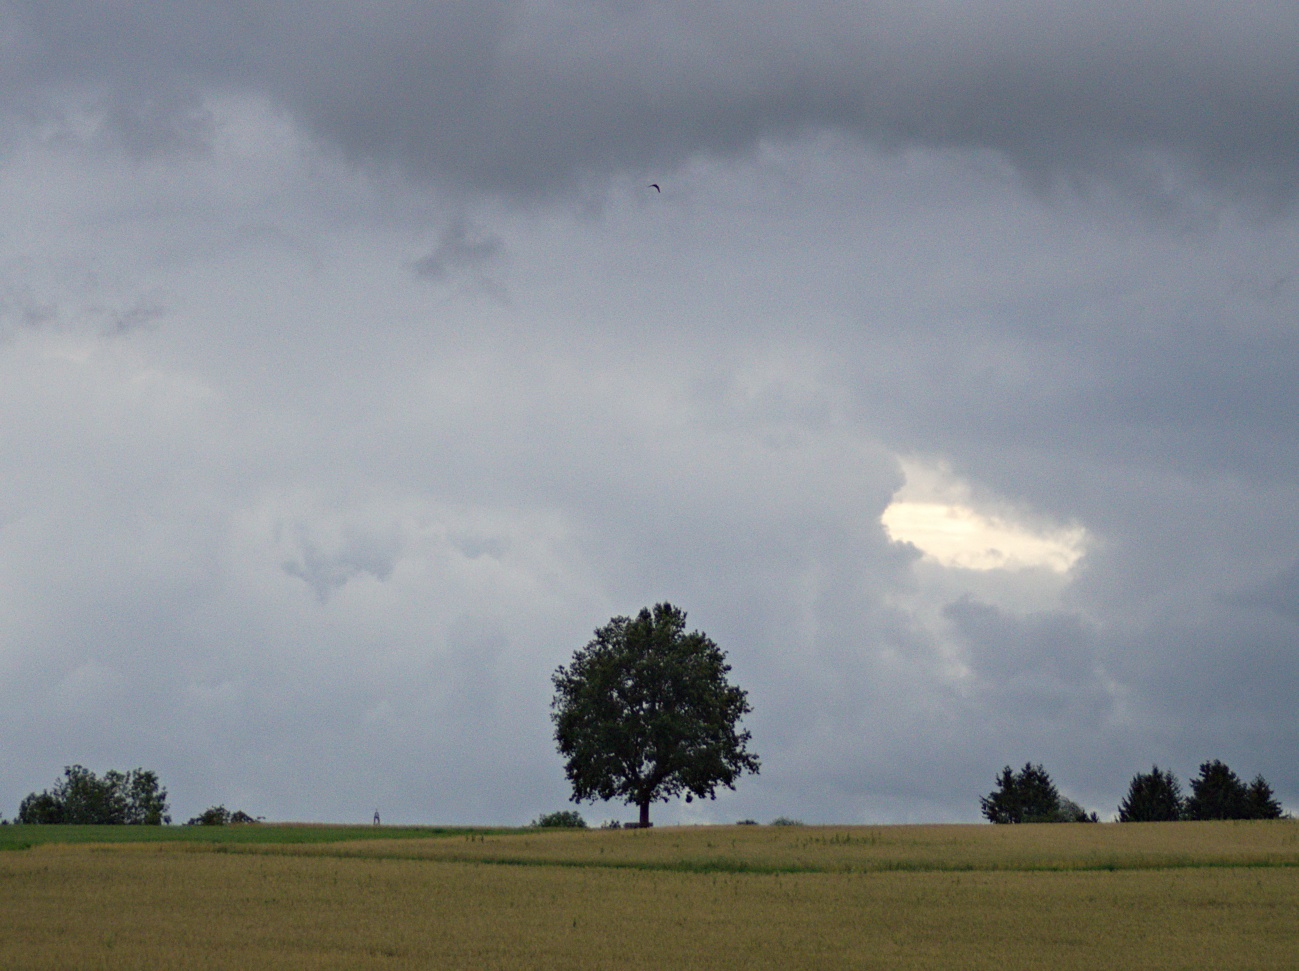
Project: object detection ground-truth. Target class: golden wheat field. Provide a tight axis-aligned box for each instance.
[1,821,1296,970]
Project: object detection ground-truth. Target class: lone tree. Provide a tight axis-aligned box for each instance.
[1118,765,1185,822]
[551,603,759,828]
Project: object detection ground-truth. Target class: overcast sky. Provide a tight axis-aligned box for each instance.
[2,1,1296,825]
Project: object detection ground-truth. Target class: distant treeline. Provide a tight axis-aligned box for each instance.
[981,764,1101,823]
[983,760,1286,823]
[9,766,258,827]
[8,760,1286,827]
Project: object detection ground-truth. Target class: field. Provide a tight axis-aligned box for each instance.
[1,821,1296,969]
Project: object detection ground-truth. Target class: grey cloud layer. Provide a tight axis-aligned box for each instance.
[1,3,1296,825]
[6,1,1298,199]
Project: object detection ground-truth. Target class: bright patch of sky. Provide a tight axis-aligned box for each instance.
[882,458,1086,573]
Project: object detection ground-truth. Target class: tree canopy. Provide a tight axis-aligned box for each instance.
[551,603,759,827]
[18,766,170,825]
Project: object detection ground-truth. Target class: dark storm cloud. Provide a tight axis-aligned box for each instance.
[4,1,1298,200]
[850,279,1299,488]
[945,597,1102,696]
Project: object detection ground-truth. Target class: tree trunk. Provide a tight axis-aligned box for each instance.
[639,799,650,828]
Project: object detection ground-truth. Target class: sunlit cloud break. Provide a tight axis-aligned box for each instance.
[881,459,1086,573]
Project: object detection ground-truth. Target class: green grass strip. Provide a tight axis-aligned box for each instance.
[202,843,1299,876]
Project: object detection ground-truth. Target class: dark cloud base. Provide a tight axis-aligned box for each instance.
[5,1,1299,205]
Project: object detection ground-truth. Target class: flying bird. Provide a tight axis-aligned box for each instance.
[649,183,660,192]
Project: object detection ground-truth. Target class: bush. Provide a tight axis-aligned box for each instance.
[531,810,587,829]
[770,816,804,826]
[186,805,232,826]
[736,819,758,825]
[185,805,259,826]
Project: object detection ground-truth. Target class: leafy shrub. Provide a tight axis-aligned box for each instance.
[187,805,232,826]
[736,819,758,825]
[185,805,259,826]
[531,810,587,828]
[770,816,804,826]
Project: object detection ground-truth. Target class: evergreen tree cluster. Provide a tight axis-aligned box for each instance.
[980,763,1100,823]
[1119,761,1284,821]
[17,765,170,825]
[983,759,1286,823]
